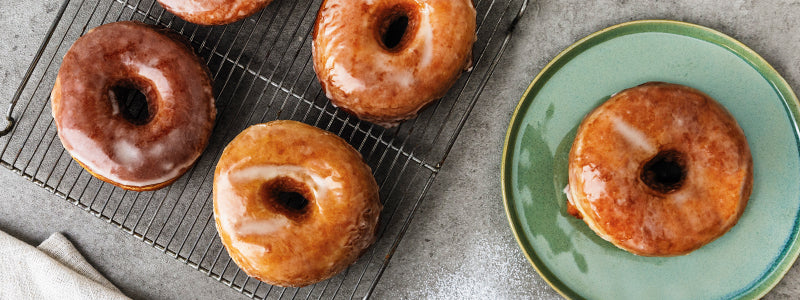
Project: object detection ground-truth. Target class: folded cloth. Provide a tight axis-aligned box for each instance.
[0,230,130,299]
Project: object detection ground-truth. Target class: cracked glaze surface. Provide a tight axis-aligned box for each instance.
[51,21,215,191]
[213,121,382,287]
[568,82,753,256]
[157,0,273,25]
[312,0,476,127]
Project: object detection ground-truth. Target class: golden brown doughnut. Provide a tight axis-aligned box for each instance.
[157,0,274,25]
[51,21,216,191]
[213,120,382,287]
[312,0,477,127]
[567,82,753,256]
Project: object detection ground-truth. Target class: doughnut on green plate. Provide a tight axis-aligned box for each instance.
[502,20,800,299]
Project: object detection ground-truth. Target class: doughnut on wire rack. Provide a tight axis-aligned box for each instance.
[0,0,529,298]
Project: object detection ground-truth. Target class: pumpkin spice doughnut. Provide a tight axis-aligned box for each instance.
[157,0,274,25]
[567,82,753,256]
[312,0,477,127]
[51,21,215,191]
[213,121,382,287]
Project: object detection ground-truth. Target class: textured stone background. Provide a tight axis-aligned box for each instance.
[1,0,799,299]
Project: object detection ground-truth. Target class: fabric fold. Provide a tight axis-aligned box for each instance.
[0,231,130,299]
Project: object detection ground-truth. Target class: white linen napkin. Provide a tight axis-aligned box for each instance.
[0,230,130,299]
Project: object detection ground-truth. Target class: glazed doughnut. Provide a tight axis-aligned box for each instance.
[157,0,274,25]
[213,121,381,287]
[51,21,215,191]
[567,82,753,256]
[312,0,476,127]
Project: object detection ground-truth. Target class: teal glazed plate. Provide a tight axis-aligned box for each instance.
[502,20,800,299]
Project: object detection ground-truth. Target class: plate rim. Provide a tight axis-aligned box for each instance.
[501,19,800,299]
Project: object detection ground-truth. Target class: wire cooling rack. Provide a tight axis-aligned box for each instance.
[1,0,527,298]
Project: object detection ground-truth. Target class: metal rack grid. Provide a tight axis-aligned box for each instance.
[1,0,527,298]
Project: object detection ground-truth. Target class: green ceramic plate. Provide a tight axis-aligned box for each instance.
[502,20,800,299]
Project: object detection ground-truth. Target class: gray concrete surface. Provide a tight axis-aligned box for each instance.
[2,0,800,299]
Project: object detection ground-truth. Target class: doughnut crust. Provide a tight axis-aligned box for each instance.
[51,21,215,191]
[312,0,476,127]
[213,121,382,287]
[157,0,274,25]
[568,82,753,256]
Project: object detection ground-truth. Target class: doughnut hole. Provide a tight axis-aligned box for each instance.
[640,150,687,194]
[261,177,314,222]
[374,3,420,52]
[108,78,157,125]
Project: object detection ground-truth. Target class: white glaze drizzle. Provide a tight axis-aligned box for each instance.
[112,140,143,166]
[612,116,656,153]
[417,4,434,68]
[228,165,340,202]
[125,58,174,98]
[579,164,607,202]
[60,127,198,187]
[328,62,366,97]
[216,164,342,238]
[236,219,290,236]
